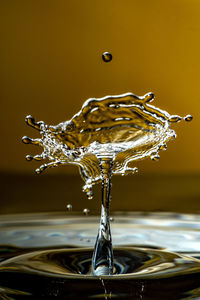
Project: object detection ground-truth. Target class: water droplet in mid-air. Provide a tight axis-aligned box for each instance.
[66,204,72,212]
[102,52,112,62]
[83,208,90,216]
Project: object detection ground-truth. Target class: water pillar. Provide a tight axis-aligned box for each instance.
[92,155,114,276]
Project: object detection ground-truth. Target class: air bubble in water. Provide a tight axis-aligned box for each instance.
[102,52,112,63]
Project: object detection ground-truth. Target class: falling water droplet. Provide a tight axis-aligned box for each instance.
[83,208,90,216]
[102,52,112,63]
[66,204,72,212]
[184,114,193,122]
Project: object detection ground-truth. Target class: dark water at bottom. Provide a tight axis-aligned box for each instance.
[1,213,200,299]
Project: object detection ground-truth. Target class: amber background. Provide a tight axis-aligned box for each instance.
[0,0,200,214]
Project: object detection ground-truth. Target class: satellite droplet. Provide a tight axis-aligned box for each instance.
[102,52,112,63]
[83,208,90,216]
[66,204,72,211]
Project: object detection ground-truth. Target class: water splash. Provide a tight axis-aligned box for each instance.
[22,92,190,196]
[22,92,192,275]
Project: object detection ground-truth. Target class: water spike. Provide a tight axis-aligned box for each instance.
[33,154,44,161]
[26,155,33,161]
[37,161,61,173]
[144,92,154,103]
[22,136,32,144]
[184,115,193,122]
[29,138,42,146]
[123,167,138,176]
[25,115,40,130]
[169,115,182,123]
[40,164,48,172]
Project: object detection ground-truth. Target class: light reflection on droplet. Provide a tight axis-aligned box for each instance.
[102,52,112,62]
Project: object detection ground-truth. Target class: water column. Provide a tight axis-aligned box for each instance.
[92,154,114,275]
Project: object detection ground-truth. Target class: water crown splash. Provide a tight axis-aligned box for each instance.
[22,92,192,275]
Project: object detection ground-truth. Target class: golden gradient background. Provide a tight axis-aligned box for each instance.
[0,0,200,214]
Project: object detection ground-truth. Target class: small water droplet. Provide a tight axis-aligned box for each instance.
[66,204,72,211]
[184,114,193,122]
[35,168,42,175]
[83,208,90,216]
[102,52,112,63]
[87,194,93,200]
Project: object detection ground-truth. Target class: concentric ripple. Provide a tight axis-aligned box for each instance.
[1,213,200,299]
